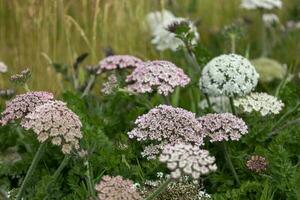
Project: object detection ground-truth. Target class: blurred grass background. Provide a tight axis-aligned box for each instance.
[0,0,299,94]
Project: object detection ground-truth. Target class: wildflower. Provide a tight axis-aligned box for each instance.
[128,105,203,159]
[97,55,143,74]
[0,89,15,99]
[197,113,248,142]
[159,143,217,180]
[0,62,8,73]
[85,65,99,75]
[95,175,142,200]
[0,92,54,125]
[101,74,118,95]
[10,68,31,85]
[146,10,199,51]
[241,0,282,10]
[234,92,284,116]
[246,155,268,173]
[262,13,280,27]
[200,54,259,97]
[126,60,190,96]
[21,100,83,154]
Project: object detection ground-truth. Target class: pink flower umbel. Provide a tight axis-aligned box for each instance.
[198,113,248,142]
[159,143,217,180]
[95,175,142,200]
[97,55,144,73]
[21,100,83,154]
[246,155,268,173]
[0,91,54,125]
[128,105,203,159]
[126,60,190,96]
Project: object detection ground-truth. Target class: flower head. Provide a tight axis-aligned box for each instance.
[200,54,259,97]
[0,62,8,73]
[262,13,280,27]
[246,155,268,173]
[159,143,217,180]
[0,92,54,125]
[234,92,284,116]
[0,89,15,100]
[10,68,31,84]
[241,0,282,10]
[128,105,203,159]
[101,74,118,95]
[126,60,190,96]
[97,55,143,74]
[95,175,142,200]
[197,113,248,142]
[21,100,83,154]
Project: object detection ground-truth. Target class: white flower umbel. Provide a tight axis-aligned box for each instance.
[262,13,280,27]
[234,92,284,116]
[200,54,259,97]
[146,10,199,51]
[241,0,282,10]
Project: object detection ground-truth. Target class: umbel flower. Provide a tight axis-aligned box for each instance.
[0,89,15,99]
[10,68,31,84]
[159,143,217,180]
[200,54,259,97]
[197,113,248,142]
[234,92,284,116]
[246,155,268,173]
[0,92,54,125]
[262,13,280,27]
[146,10,199,51]
[126,60,190,96]
[95,175,142,200]
[0,61,8,73]
[241,0,282,10]
[21,100,83,154]
[101,74,118,95]
[128,105,203,159]
[96,55,144,74]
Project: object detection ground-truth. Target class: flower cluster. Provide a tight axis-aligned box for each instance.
[95,175,142,200]
[146,10,199,51]
[101,74,118,95]
[128,105,203,159]
[10,68,31,84]
[234,92,284,116]
[246,155,268,173]
[126,60,190,96]
[200,54,259,97]
[0,89,15,99]
[97,55,143,74]
[0,61,8,73]
[0,92,54,125]
[159,143,217,180]
[262,13,280,27]
[241,0,282,10]
[197,113,248,142]
[21,100,83,154]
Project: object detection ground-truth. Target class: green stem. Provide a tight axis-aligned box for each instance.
[52,155,70,182]
[222,142,240,186]
[230,34,236,53]
[16,143,46,200]
[24,83,30,92]
[204,94,212,111]
[260,9,268,57]
[81,74,96,98]
[145,177,172,200]
[229,97,236,115]
[85,161,96,198]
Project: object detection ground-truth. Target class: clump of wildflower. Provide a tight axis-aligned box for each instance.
[126,60,190,96]
[95,175,142,200]
[101,74,118,95]
[97,55,143,74]
[246,155,268,173]
[0,91,54,125]
[21,100,83,154]
[10,68,31,85]
[197,113,248,142]
[146,10,199,51]
[241,0,282,10]
[199,96,230,113]
[0,89,15,99]
[0,62,8,73]
[128,105,203,159]
[159,143,217,180]
[200,54,259,97]
[234,92,284,116]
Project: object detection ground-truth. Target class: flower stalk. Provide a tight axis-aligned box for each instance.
[222,142,240,186]
[145,177,172,200]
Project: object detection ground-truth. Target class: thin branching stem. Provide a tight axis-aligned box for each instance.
[229,97,236,115]
[222,142,240,186]
[145,177,172,200]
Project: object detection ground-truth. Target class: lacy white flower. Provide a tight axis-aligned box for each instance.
[159,143,217,180]
[262,13,280,27]
[21,100,83,154]
[97,55,144,74]
[126,60,190,96]
[197,113,248,142]
[95,175,142,200]
[200,54,259,97]
[234,92,284,116]
[199,96,230,113]
[0,62,8,73]
[128,105,203,159]
[0,92,54,125]
[241,0,282,10]
[146,10,199,51]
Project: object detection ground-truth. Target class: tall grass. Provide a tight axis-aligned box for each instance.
[0,0,299,93]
